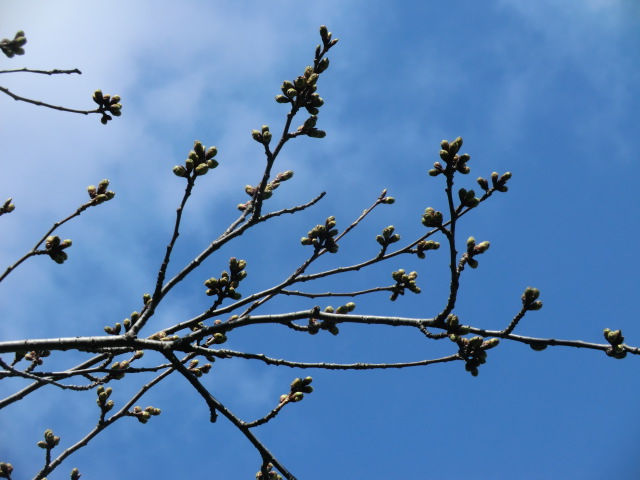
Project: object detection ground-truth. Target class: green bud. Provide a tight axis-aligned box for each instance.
[195,163,209,176]
[477,177,489,191]
[421,207,443,227]
[467,236,476,248]
[316,57,330,73]
[474,241,490,254]
[382,196,395,204]
[172,165,188,177]
[306,128,326,138]
[527,300,543,311]
[205,146,218,159]
[320,25,329,41]
[93,89,104,105]
[483,338,500,349]
[251,130,263,142]
[467,258,478,269]
[275,94,290,103]
[294,76,305,89]
[449,137,463,155]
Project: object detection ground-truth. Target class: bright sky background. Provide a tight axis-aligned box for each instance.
[1,1,639,479]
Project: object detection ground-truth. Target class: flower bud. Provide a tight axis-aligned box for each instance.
[316,57,330,73]
[173,165,187,177]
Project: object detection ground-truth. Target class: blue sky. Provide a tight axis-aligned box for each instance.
[1,1,639,479]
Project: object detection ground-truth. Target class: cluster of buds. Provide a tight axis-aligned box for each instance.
[272,26,336,117]
[96,385,114,414]
[22,350,50,367]
[458,187,480,209]
[296,114,326,138]
[37,429,60,450]
[477,171,512,193]
[376,225,401,249]
[188,359,213,377]
[309,303,355,335]
[242,169,294,207]
[421,207,443,228]
[0,198,15,216]
[251,124,274,146]
[444,314,470,335]
[92,90,122,124]
[280,376,313,404]
[256,463,282,480]
[173,140,219,178]
[105,310,141,335]
[44,235,72,264]
[129,405,161,424]
[108,359,133,380]
[463,236,491,269]
[275,65,325,116]
[390,269,421,301]
[429,137,470,176]
[521,286,543,311]
[204,320,228,346]
[87,179,115,205]
[603,328,627,359]
[414,240,440,259]
[449,335,500,376]
[204,257,247,301]
[1,30,26,57]
[300,216,339,253]
[0,462,13,479]
[147,330,179,342]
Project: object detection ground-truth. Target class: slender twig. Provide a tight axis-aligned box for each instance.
[0,85,101,115]
[34,366,174,480]
[0,197,106,283]
[280,285,394,298]
[163,351,297,480]
[191,345,462,370]
[0,67,81,75]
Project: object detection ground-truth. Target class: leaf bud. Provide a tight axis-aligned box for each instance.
[477,177,489,191]
[195,163,209,176]
[382,196,395,204]
[275,94,290,103]
[467,258,478,268]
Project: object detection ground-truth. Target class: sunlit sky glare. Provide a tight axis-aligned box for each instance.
[1,1,639,479]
